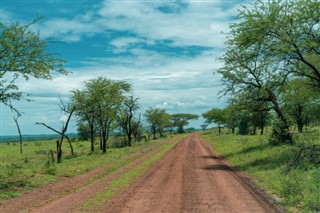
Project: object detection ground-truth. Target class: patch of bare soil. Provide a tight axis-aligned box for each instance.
[0,140,170,213]
[103,133,284,213]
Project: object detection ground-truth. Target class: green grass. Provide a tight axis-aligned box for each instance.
[199,128,320,212]
[0,135,184,200]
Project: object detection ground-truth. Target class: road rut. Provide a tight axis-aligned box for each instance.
[104,133,283,213]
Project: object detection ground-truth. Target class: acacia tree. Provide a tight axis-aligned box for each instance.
[0,19,67,112]
[116,95,141,146]
[83,77,131,153]
[233,0,320,88]
[144,108,170,139]
[170,113,199,134]
[202,108,225,133]
[72,89,97,152]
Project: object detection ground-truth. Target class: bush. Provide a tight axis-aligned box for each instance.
[269,121,293,145]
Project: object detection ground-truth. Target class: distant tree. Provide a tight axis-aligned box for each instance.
[283,79,320,132]
[144,108,170,139]
[0,19,67,113]
[200,123,208,131]
[170,113,199,134]
[116,95,141,146]
[77,122,90,141]
[202,109,225,133]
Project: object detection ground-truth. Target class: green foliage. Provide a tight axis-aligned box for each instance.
[72,76,132,153]
[0,19,67,111]
[144,107,170,139]
[269,120,293,146]
[170,113,199,134]
[77,123,91,141]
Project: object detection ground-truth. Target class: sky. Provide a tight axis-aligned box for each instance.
[0,0,252,136]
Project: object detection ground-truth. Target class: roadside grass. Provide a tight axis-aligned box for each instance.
[0,134,181,200]
[80,136,182,211]
[199,128,320,212]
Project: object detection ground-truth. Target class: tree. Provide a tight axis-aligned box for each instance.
[36,103,75,163]
[170,113,199,134]
[77,122,91,141]
[13,113,23,154]
[144,108,170,139]
[232,0,320,88]
[283,79,320,132]
[202,108,225,133]
[72,89,97,152]
[116,95,141,146]
[83,77,131,153]
[0,19,67,112]
[218,26,293,144]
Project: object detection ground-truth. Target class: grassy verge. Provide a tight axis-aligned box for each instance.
[0,135,182,200]
[80,135,183,212]
[199,129,320,212]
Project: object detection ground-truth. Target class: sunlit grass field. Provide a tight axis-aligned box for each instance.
[199,127,320,212]
[0,134,186,200]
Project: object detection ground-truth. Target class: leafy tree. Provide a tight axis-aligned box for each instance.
[116,95,141,146]
[283,79,320,132]
[202,108,225,133]
[0,19,67,112]
[83,77,131,153]
[72,89,97,152]
[144,108,170,139]
[77,122,91,141]
[170,113,199,134]
[233,0,320,88]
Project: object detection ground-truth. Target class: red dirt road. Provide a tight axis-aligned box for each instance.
[104,133,283,213]
[1,134,284,213]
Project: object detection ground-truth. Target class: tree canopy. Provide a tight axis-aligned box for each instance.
[170,113,199,133]
[0,19,67,112]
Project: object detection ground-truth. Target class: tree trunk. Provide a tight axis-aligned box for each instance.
[231,127,235,134]
[218,124,221,133]
[90,125,94,152]
[268,90,293,145]
[260,124,264,135]
[14,116,23,154]
[127,134,132,147]
[102,130,107,153]
[253,126,256,135]
[297,119,304,133]
[56,140,62,163]
[66,137,74,155]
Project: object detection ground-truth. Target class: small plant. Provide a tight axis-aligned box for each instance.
[23,157,29,164]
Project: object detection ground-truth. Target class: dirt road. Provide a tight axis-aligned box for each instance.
[104,133,283,213]
[0,134,283,213]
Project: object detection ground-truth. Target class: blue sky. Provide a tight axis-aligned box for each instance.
[0,0,252,136]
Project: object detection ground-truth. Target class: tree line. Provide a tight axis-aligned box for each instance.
[202,0,319,146]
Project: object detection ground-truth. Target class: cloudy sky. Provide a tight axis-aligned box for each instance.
[0,0,252,136]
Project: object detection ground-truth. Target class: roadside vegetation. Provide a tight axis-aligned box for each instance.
[0,134,186,200]
[200,1,320,211]
[200,128,320,212]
